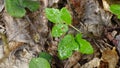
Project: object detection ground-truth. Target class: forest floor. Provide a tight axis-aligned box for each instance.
[0,0,120,68]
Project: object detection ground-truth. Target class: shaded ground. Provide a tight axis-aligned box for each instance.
[0,0,120,68]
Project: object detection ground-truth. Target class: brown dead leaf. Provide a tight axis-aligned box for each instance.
[81,0,112,37]
[115,35,120,55]
[102,0,110,11]
[3,12,34,45]
[64,51,81,68]
[69,0,85,19]
[100,47,119,68]
[81,58,101,68]
[99,61,109,68]
[0,0,4,12]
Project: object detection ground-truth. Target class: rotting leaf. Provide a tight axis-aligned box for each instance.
[52,23,68,37]
[58,34,79,60]
[101,47,119,68]
[29,58,51,68]
[60,7,72,24]
[75,34,94,54]
[45,8,63,23]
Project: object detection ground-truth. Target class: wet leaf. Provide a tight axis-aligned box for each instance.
[39,52,52,62]
[29,58,51,68]
[52,24,68,37]
[58,34,79,60]
[60,7,72,24]
[45,8,63,23]
[75,34,94,54]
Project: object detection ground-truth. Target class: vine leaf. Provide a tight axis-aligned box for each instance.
[60,7,72,24]
[52,24,68,37]
[75,34,94,54]
[45,8,63,23]
[58,34,79,60]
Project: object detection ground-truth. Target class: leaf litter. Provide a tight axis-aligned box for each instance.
[0,0,120,68]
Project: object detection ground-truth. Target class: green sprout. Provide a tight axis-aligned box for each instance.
[45,7,94,60]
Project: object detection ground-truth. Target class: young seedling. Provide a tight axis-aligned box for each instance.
[45,7,94,60]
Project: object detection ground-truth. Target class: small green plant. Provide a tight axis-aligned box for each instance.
[5,0,40,17]
[29,52,52,68]
[45,7,94,60]
[110,4,120,19]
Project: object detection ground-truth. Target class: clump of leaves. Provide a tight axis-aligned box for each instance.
[29,52,52,68]
[45,8,71,37]
[5,0,40,17]
[110,4,120,19]
[45,7,94,60]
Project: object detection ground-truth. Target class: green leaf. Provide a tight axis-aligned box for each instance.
[60,7,72,24]
[39,52,52,62]
[110,4,120,19]
[110,4,120,15]
[5,0,40,17]
[45,8,63,23]
[22,0,40,12]
[58,34,79,60]
[52,24,68,37]
[118,15,120,19]
[5,0,26,17]
[29,58,51,68]
[75,34,94,54]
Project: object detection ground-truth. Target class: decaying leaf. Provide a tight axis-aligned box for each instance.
[48,0,59,7]
[69,0,85,19]
[102,0,110,11]
[3,12,34,45]
[101,47,119,68]
[115,35,120,55]
[81,58,101,68]
[64,51,81,68]
[0,0,4,12]
[81,0,112,37]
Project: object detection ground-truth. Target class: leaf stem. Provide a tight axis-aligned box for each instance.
[69,24,81,33]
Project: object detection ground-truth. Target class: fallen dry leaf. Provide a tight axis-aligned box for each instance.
[100,47,119,68]
[64,51,81,68]
[3,12,34,45]
[0,0,4,12]
[81,58,100,68]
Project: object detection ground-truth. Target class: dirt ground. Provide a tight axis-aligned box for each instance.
[0,0,120,68]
